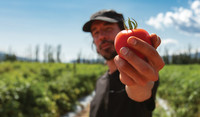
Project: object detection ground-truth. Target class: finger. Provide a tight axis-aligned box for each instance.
[127,37,165,71]
[119,47,159,81]
[119,70,136,86]
[150,33,161,49]
[114,55,148,86]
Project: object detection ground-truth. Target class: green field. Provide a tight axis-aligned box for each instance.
[0,62,107,117]
[154,64,200,117]
[0,62,200,117]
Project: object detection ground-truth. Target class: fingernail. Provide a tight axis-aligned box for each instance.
[156,36,160,46]
[120,47,129,55]
[128,38,137,46]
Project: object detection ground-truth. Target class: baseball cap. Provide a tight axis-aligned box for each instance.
[83,9,124,32]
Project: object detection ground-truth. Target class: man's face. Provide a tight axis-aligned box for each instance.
[91,21,121,60]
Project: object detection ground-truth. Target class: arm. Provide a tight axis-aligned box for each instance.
[114,34,165,102]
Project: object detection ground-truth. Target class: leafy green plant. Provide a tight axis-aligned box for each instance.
[155,64,200,117]
[0,61,107,117]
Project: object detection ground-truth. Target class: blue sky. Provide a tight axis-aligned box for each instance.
[0,0,200,62]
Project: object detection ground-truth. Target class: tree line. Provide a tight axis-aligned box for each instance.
[2,44,200,64]
[1,44,62,63]
[1,44,105,64]
[162,47,200,64]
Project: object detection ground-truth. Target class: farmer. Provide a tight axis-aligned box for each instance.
[82,9,165,117]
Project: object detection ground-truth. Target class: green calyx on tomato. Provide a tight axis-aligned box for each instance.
[114,18,152,60]
[123,17,138,30]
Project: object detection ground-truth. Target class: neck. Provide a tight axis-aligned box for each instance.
[106,59,118,74]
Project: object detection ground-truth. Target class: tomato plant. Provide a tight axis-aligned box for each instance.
[114,18,152,59]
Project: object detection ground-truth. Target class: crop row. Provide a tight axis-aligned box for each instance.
[0,62,107,117]
[154,64,200,117]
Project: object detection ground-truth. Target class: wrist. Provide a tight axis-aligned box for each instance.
[125,81,154,102]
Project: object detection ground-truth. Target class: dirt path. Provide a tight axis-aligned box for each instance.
[75,104,90,117]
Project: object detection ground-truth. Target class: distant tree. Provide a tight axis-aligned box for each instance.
[4,54,17,62]
[171,52,191,64]
[43,44,48,63]
[47,45,55,63]
[193,49,200,64]
[162,47,170,64]
[187,44,192,64]
[43,44,57,63]
[76,51,82,63]
[172,54,180,64]
[181,52,190,64]
[56,45,61,63]
[35,45,39,62]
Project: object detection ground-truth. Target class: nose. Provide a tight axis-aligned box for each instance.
[98,30,107,41]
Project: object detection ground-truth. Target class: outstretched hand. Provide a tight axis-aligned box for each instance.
[114,33,165,102]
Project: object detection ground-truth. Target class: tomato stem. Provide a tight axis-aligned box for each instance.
[131,18,138,29]
[123,17,138,30]
[128,18,133,29]
[123,20,128,30]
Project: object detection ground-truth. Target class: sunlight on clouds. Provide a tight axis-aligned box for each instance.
[192,0,200,14]
[146,0,200,35]
[158,38,179,56]
[146,13,164,29]
[162,38,179,45]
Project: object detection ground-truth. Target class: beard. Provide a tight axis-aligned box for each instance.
[97,40,118,60]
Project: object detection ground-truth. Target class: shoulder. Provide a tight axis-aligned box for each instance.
[96,71,109,86]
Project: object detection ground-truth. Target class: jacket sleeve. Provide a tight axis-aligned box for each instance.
[89,72,110,117]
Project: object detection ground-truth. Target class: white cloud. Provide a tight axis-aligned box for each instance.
[162,38,179,45]
[146,0,200,35]
[157,38,179,56]
[192,0,200,15]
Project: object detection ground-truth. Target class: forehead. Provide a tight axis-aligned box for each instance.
[91,20,117,31]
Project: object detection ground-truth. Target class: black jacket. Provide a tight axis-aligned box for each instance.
[89,70,159,117]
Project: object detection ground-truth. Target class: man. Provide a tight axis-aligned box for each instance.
[82,9,165,117]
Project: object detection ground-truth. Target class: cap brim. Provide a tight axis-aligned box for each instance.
[82,16,118,32]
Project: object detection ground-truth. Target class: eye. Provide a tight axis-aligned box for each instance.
[92,31,99,38]
[105,27,113,32]
[94,31,99,36]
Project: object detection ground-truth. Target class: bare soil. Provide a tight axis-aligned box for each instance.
[75,104,90,117]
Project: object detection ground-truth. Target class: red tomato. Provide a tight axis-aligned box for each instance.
[114,18,152,60]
